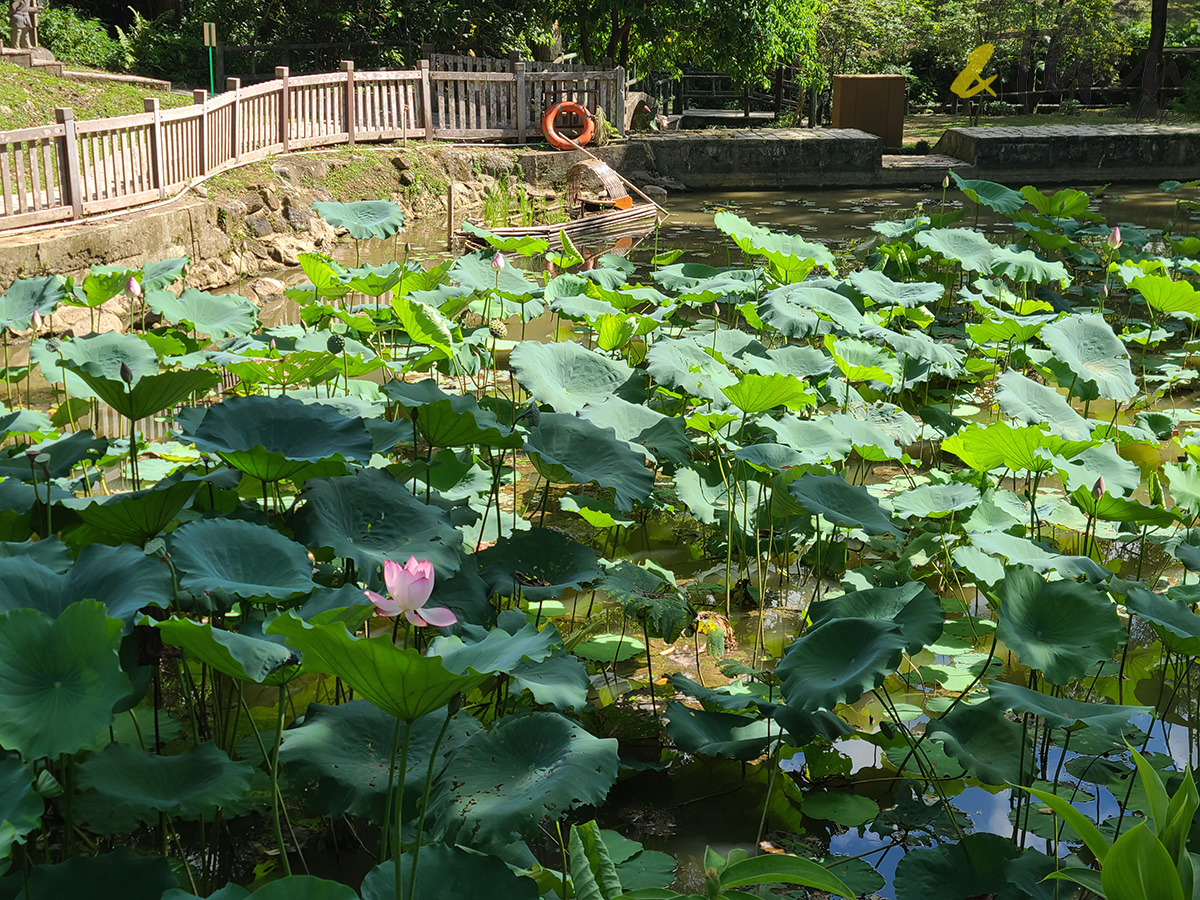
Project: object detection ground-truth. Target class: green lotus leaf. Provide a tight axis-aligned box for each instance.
[969,531,1110,582]
[664,701,777,760]
[360,845,539,900]
[579,397,693,466]
[460,221,550,257]
[759,284,858,338]
[433,711,619,850]
[431,620,559,676]
[0,756,42,873]
[0,275,65,329]
[0,537,71,571]
[223,349,337,391]
[279,700,480,822]
[345,261,403,298]
[825,335,900,387]
[893,834,1049,900]
[964,294,1055,344]
[1069,484,1177,526]
[0,848,177,900]
[1050,441,1140,496]
[572,632,645,662]
[75,741,253,833]
[165,884,249,900]
[732,441,807,473]
[382,379,522,449]
[789,472,903,537]
[186,395,374,482]
[777,618,908,711]
[138,256,189,290]
[60,477,200,544]
[942,422,1076,474]
[645,337,737,401]
[1019,185,1090,218]
[803,791,879,826]
[952,173,1027,215]
[1132,273,1200,318]
[0,543,171,630]
[0,600,128,759]
[927,698,1035,787]
[449,249,538,297]
[0,405,52,442]
[891,483,981,520]
[653,263,757,300]
[721,372,815,414]
[914,227,998,273]
[866,326,965,373]
[1040,313,1136,402]
[154,616,300,684]
[996,565,1123,684]
[37,331,157,403]
[847,269,942,308]
[392,295,454,356]
[598,828,676,890]
[558,493,635,529]
[312,199,404,241]
[995,369,1091,440]
[714,211,836,281]
[524,413,654,512]
[986,680,1151,734]
[476,527,602,601]
[743,343,833,379]
[71,366,220,423]
[809,582,943,654]
[989,246,1070,286]
[761,415,852,465]
[509,654,590,711]
[0,430,106,485]
[145,288,257,338]
[1122,584,1200,656]
[599,559,693,643]
[267,614,488,721]
[293,467,464,581]
[170,519,314,606]
[510,341,640,414]
[247,876,359,900]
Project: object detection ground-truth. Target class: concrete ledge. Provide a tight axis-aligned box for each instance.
[61,70,173,91]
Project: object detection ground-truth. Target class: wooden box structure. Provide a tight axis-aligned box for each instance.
[832,74,905,148]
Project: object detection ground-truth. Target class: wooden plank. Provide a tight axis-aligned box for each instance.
[145,99,167,200]
[276,67,290,151]
[431,70,512,82]
[54,108,82,217]
[0,122,67,143]
[27,138,41,210]
[82,187,158,214]
[420,60,434,140]
[227,78,242,162]
[41,138,55,207]
[0,148,12,216]
[0,205,72,228]
[13,144,28,212]
[342,61,355,145]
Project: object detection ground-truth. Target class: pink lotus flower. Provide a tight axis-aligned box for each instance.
[126,276,142,299]
[491,252,506,271]
[365,557,457,627]
[1107,227,1122,250]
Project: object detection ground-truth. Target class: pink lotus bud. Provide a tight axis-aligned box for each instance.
[126,276,142,299]
[942,174,950,189]
[491,252,506,271]
[545,260,556,276]
[1092,475,1105,500]
[31,311,41,331]
[269,338,277,350]
[1107,227,1121,250]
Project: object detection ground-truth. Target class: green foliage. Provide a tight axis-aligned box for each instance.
[38,3,121,68]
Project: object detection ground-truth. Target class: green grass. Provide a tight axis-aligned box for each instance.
[0,60,188,131]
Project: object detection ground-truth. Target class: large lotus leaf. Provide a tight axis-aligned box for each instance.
[449,248,538,298]
[0,406,52,443]
[762,415,852,465]
[360,846,539,900]
[995,369,1091,440]
[952,173,1027,215]
[1132,273,1200,318]
[996,565,1123,684]
[847,269,942,308]
[891,483,981,520]
[154,617,300,684]
[0,756,41,873]
[431,621,558,675]
[789,472,903,537]
[927,698,1035,788]
[139,256,189,291]
[759,284,858,337]
[75,741,252,832]
[777,618,908,711]
[145,288,258,338]
[0,600,128,759]
[653,263,757,300]
[0,275,65,329]
[1040,314,1136,402]
[866,326,965,373]
[433,711,619,850]
[0,537,71,571]
[721,372,815,414]
[312,199,404,241]
[825,336,900,386]
[0,429,103,484]
[509,341,640,414]
[37,331,157,402]
[1050,441,1141,496]
[1123,584,1200,656]
[914,228,998,273]
[509,654,590,711]
[742,344,833,379]
[0,848,177,900]
[524,414,654,512]
[803,791,880,827]
[599,559,693,643]
[393,295,454,356]
[170,519,314,606]
[187,395,373,482]
[970,531,1110,582]
[383,380,521,449]
[267,614,487,721]
[165,888,250,900]
[70,366,220,423]
[664,701,777,760]
[893,834,1051,900]
[808,582,943,654]
[0,542,172,631]
[221,877,358,900]
[942,422,1074,474]
[579,397,692,466]
[60,477,200,544]
[476,528,601,602]
[292,467,464,580]
[713,211,836,281]
[987,680,1151,734]
[645,337,737,401]
[1069,485,1177,526]
[989,246,1070,286]
[461,221,550,257]
[1019,185,1090,218]
[279,700,480,822]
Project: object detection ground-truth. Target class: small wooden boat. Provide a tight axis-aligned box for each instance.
[460,158,664,250]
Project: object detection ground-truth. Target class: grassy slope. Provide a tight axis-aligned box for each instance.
[0,60,188,130]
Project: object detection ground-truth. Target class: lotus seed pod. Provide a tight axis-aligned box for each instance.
[327,333,346,354]
[526,401,541,427]
[488,318,508,339]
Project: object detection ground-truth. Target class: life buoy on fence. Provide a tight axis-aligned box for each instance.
[541,101,596,150]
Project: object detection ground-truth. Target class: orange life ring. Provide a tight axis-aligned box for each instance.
[542,101,596,150]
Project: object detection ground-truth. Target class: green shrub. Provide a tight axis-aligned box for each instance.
[1175,69,1200,119]
[38,3,120,69]
[115,9,205,83]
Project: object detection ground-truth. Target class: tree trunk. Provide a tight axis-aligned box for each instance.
[1135,0,1168,117]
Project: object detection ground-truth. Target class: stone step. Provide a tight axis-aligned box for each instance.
[0,45,62,76]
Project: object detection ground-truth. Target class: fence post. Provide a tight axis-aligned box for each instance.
[193,89,209,175]
[614,66,626,137]
[419,59,434,141]
[53,107,82,219]
[144,97,167,200]
[215,44,225,91]
[514,62,528,144]
[227,77,241,162]
[341,60,356,146]
[276,66,290,151]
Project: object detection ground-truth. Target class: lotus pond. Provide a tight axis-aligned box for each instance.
[2,174,1200,900]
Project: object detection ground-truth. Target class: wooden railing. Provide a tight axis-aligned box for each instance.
[0,60,626,231]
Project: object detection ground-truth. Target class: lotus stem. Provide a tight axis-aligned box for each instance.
[394,719,412,900]
[408,702,455,900]
[271,681,292,876]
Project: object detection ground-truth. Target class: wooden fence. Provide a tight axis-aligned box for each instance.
[0,61,626,231]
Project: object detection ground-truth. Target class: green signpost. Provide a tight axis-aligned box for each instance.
[202,22,217,95]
